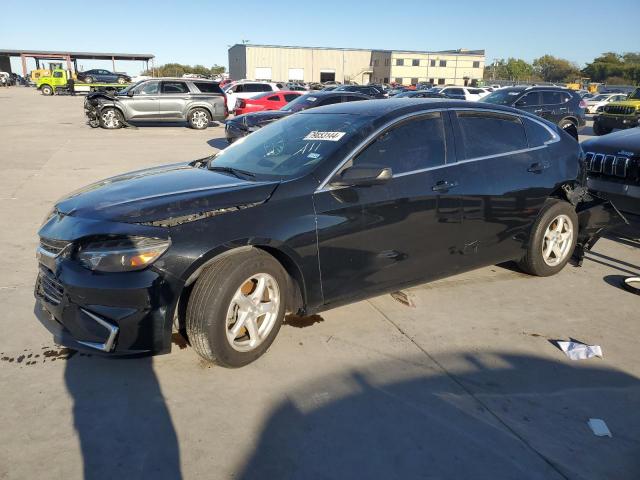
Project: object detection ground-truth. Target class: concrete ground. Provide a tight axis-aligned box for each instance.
[0,87,639,480]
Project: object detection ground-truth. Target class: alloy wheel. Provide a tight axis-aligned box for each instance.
[101,110,120,129]
[225,273,280,352]
[191,110,208,129]
[542,214,573,266]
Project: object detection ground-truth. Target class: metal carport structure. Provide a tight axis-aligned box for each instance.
[0,49,155,77]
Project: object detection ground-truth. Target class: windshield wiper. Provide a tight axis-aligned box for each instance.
[208,165,256,179]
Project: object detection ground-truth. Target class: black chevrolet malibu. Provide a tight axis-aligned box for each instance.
[36,99,604,367]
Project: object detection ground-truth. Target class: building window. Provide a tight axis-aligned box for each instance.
[430,60,436,67]
[473,61,480,68]
[396,59,404,66]
[395,77,403,84]
[374,59,379,66]
[438,78,445,85]
[429,78,434,84]
[439,60,447,67]
[383,77,389,83]
[412,59,420,67]
[410,78,419,85]
[385,59,390,66]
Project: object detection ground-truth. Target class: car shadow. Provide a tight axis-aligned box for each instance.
[207,138,229,150]
[236,352,640,480]
[126,121,223,129]
[65,355,182,479]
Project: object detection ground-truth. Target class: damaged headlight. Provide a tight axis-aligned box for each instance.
[76,236,170,272]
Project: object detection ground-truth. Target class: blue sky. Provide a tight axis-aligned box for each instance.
[2,0,639,75]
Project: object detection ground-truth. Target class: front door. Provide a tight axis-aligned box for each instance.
[125,80,160,119]
[313,111,464,306]
[158,81,190,119]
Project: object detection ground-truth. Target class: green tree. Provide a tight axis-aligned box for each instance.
[504,58,533,81]
[532,55,580,82]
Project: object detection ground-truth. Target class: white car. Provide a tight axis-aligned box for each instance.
[584,93,628,114]
[439,86,488,101]
[224,81,284,113]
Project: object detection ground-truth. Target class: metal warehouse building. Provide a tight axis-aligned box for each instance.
[228,44,485,86]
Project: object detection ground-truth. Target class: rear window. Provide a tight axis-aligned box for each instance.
[542,91,569,105]
[193,82,223,94]
[161,82,189,94]
[456,111,528,159]
[523,117,556,147]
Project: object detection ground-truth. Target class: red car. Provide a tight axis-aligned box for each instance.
[234,91,303,115]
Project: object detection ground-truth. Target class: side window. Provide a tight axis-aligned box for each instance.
[161,82,188,94]
[351,113,446,175]
[541,91,564,105]
[193,82,223,94]
[318,96,342,106]
[449,88,464,95]
[53,71,63,78]
[134,81,160,95]
[283,93,299,102]
[233,84,243,93]
[259,84,272,92]
[456,111,528,159]
[267,95,280,101]
[523,117,556,147]
[515,92,540,107]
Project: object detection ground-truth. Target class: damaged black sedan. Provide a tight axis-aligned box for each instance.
[36,99,621,367]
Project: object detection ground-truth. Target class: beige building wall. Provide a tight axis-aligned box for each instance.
[372,51,485,86]
[229,45,485,86]
[229,45,373,84]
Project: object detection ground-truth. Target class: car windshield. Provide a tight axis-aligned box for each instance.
[590,94,609,101]
[117,81,144,95]
[209,113,373,180]
[480,89,524,105]
[280,94,325,113]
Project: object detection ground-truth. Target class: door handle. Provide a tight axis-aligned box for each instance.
[527,161,551,173]
[432,180,459,192]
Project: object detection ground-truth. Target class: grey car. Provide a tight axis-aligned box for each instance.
[84,78,228,129]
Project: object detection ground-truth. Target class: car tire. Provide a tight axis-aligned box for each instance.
[592,119,612,136]
[518,201,578,277]
[84,76,94,84]
[41,85,53,96]
[117,76,126,84]
[558,119,578,140]
[188,108,211,129]
[186,249,287,367]
[98,107,124,129]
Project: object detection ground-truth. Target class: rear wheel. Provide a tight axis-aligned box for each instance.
[188,108,211,129]
[41,85,53,96]
[518,201,578,277]
[186,249,287,367]
[84,76,94,84]
[98,107,124,129]
[117,76,126,84]
[592,118,612,136]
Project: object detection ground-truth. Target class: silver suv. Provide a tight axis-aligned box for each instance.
[84,78,228,129]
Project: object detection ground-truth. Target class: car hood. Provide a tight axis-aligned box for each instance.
[54,162,279,224]
[581,128,640,156]
[233,110,291,127]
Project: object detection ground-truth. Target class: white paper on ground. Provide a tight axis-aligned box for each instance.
[557,341,603,360]
[588,418,612,437]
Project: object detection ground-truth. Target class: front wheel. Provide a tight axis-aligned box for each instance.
[188,108,211,129]
[98,107,124,129]
[518,201,578,276]
[41,85,53,96]
[186,249,287,367]
[116,76,126,84]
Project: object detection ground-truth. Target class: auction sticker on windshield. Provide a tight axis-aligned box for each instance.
[303,131,347,141]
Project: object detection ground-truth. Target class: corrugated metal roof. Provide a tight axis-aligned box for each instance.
[229,44,484,56]
[0,49,154,60]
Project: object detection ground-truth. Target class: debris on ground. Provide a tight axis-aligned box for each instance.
[588,418,612,438]
[390,291,415,308]
[557,340,603,360]
[623,276,640,295]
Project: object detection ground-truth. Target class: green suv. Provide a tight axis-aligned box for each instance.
[593,88,640,135]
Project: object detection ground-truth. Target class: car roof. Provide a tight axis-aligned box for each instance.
[299,98,536,119]
[304,91,370,99]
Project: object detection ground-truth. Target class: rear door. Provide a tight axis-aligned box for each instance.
[540,90,570,124]
[158,81,190,118]
[450,109,559,263]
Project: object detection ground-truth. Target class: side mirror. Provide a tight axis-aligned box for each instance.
[127,90,134,97]
[330,166,392,187]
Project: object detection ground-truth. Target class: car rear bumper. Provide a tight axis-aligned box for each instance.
[34,258,177,356]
